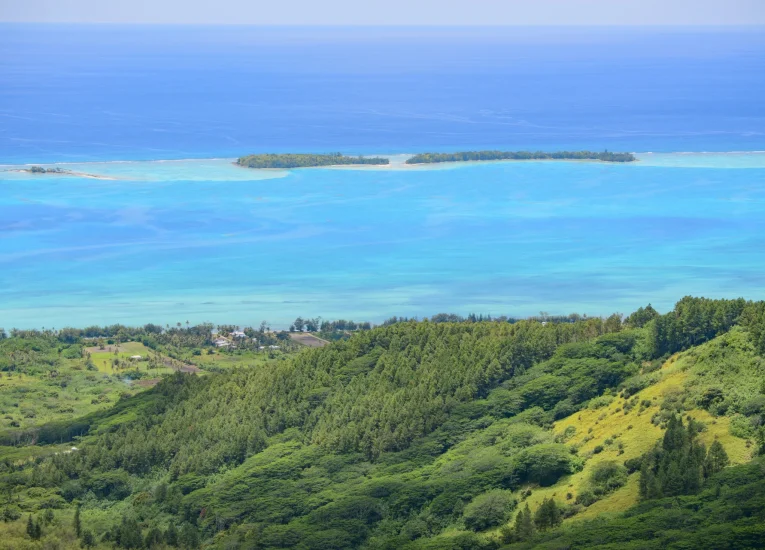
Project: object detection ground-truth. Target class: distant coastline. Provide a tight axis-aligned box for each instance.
[3,166,118,180]
[234,150,636,170]
[8,151,765,181]
[406,150,636,164]
[236,153,390,169]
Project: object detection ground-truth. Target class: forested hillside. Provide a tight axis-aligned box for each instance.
[1,297,764,549]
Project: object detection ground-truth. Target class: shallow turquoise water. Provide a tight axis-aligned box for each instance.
[2,25,765,328]
[2,154,764,328]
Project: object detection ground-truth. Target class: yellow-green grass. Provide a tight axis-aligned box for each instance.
[0,370,127,434]
[519,354,752,523]
[88,342,167,374]
[189,349,273,370]
[0,343,177,440]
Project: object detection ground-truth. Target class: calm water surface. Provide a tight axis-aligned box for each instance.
[1,27,764,327]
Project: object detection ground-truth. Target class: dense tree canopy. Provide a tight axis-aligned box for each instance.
[406,150,636,164]
[236,153,389,168]
[1,296,764,549]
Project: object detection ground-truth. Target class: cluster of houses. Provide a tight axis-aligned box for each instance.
[212,330,280,351]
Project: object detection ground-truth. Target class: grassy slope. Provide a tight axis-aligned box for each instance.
[518,330,756,528]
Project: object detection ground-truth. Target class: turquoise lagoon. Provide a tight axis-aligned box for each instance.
[2,25,765,328]
[2,153,764,328]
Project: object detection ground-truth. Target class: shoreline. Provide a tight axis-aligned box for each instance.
[3,150,765,178]
[1,168,119,180]
[4,150,765,168]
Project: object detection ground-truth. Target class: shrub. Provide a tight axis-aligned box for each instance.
[61,345,83,359]
[555,425,577,444]
[463,490,515,531]
[575,490,597,506]
[85,471,131,500]
[729,414,756,438]
[620,373,658,398]
[588,395,614,410]
[512,444,582,486]
[589,460,628,495]
[740,395,765,416]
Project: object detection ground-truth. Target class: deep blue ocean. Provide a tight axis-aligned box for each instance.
[1,26,764,328]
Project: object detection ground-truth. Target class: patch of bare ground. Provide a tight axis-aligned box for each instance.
[135,378,161,388]
[289,333,329,347]
[162,358,201,373]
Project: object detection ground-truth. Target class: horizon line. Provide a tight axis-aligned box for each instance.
[2,22,765,27]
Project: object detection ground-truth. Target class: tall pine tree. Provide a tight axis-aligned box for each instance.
[74,504,81,537]
[534,497,562,531]
[514,503,535,541]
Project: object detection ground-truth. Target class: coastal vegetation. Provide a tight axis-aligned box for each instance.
[236,153,389,169]
[27,166,64,174]
[405,150,636,164]
[235,150,636,169]
[3,166,116,180]
[0,296,763,548]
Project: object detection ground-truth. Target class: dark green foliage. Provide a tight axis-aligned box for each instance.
[164,523,179,546]
[42,507,54,525]
[648,296,747,358]
[115,517,143,548]
[0,318,647,548]
[114,517,143,548]
[588,460,628,496]
[74,503,81,536]
[237,153,389,168]
[27,514,42,539]
[462,490,515,531]
[624,304,659,328]
[574,490,597,507]
[742,300,765,355]
[2,506,21,522]
[179,523,201,549]
[638,415,717,500]
[81,529,96,548]
[512,444,581,486]
[533,497,562,531]
[405,150,636,164]
[4,299,764,549]
[27,166,64,174]
[502,458,765,550]
[513,503,535,542]
[704,440,729,478]
[144,526,164,548]
[756,426,765,456]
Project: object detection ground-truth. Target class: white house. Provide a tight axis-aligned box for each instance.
[214,337,231,347]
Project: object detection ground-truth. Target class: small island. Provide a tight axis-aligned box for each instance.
[405,150,636,164]
[28,166,65,174]
[3,165,117,180]
[236,153,390,169]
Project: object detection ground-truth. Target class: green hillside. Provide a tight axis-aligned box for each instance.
[1,297,764,549]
